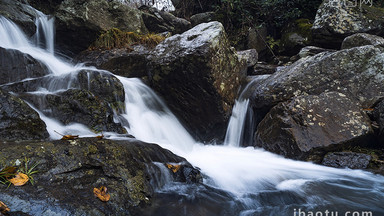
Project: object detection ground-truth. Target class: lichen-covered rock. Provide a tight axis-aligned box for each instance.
[322,152,372,169]
[255,92,373,159]
[312,0,384,48]
[0,48,50,85]
[0,138,201,215]
[0,0,38,36]
[0,89,49,140]
[237,49,258,68]
[246,45,384,114]
[251,63,277,75]
[74,46,150,80]
[139,5,191,34]
[20,89,126,133]
[54,0,148,55]
[298,46,335,58]
[341,33,384,49]
[148,21,246,141]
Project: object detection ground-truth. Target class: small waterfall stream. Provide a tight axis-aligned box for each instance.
[1,14,384,215]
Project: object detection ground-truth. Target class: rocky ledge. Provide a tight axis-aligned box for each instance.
[0,138,201,215]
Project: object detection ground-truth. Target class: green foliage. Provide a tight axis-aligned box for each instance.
[90,28,167,50]
[266,36,280,51]
[18,158,40,185]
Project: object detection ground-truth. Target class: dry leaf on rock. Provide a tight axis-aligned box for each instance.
[61,135,79,140]
[9,173,29,186]
[93,186,110,202]
[0,201,10,215]
[166,163,181,173]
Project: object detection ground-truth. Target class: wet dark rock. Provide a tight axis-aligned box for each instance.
[74,46,150,80]
[148,21,247,141]
[0,0,38,36]
[139,5,191,34]
[247,26,268,58]
[298,46,335,58]
[54,0,148,55]
[255,92,373,159]
[27,0,64,15]
[372,99,384,144]
[0,48,50,85]
[0,138,201,215]
[0,89,49,141]
[312,0,384,48]
[279,19,313,56]
[20,89,126,133]
[245,45,384,118]
[341,33,384,50]
[322,152,372,169]
[190,12,216,27]
[251,63,277,75]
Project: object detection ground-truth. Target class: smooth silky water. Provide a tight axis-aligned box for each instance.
[1,14,384,216]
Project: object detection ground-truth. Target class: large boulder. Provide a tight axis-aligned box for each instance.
[0,0,38,36]
[255,92,373,159]
[190,12,216,27]
[279,19,313,56]
[139,5,191,34]
[147,21,247,141]
[341,33,384,49]
[20,89,126,133]
[54,0,148,55]
[312,0,384,48]
[0,48,50,85]
[322,152,372,169]
[0,138,201,215]
[245,45,384,114]
[0,89,49,140]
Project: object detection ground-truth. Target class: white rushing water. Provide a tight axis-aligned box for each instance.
[1,15,384,214]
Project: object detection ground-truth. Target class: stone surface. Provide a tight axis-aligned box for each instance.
[54,0,148,55]
[0,48,50,85]
[0,89,49,141]
[0,0,38,36]
[139,5,190,34]
[251,63,277,75]
[148,21,246,141]
[237,49,258,68]
[0,138,201,215]
[246,45,384,114]
[312,0,384,48]
[255,92,373,159]
[190,12,216,26]
[247,26,268,57]
[341,33,384,49]
[20,89,126,134]
[298,46,335,58]
[322,152,372,169]
[279,19,313,56]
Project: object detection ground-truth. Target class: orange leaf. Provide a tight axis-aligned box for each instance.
[9,173,29,186]
[0,201,10,215]
[61,135,79,140]
[96,134,104,139]
[166,163,181,173]
[93,186,110,202]
[363,108,374,111]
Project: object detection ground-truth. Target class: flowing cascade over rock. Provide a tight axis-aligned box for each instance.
[312,0,384,48]
[148,21,247,141]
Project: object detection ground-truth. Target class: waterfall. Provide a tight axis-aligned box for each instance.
[35,12,55,54]
[1,14,384,215]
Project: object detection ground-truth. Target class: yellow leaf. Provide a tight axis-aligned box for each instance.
[166,164,181,173]
[96,134,104,140]
[93,186,110,202]
[0,201,10,215]
[61,135,79,140]
[9,173,29,186]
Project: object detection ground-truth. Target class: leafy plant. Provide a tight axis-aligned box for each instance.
[18,158,40,185]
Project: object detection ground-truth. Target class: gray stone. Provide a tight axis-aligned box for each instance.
[342,33,384,49]
[322,152,372,169]
[298,46,335,58]
[237,49,258,68]
[190,12,216,26]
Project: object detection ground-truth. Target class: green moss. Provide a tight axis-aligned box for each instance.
[360,4,384,21]
[89,28,167,50]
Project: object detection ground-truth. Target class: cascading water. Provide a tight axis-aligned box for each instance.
[1,14,384,215]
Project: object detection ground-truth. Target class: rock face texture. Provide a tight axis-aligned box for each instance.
[0,0,38,35]
[148,21,246,141]
[341,33,384,49]
[139,5,191,34]
[312,0,384,48]
[0,48,50,85]
[54,0,148,55]
[322,152,372,169]
[255,92,373,159]
[0,138,201,215]
[0,89,49,141]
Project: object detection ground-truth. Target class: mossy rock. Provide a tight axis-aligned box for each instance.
[279,19,313,56]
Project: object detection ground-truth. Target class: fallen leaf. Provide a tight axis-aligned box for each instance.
[9,173,29,186]
[61,135,79,140]
[93,186,110,202]
[0,201,10,215]
[166,164,181,173]
[363,108,374,111]
[96,134,104,139]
